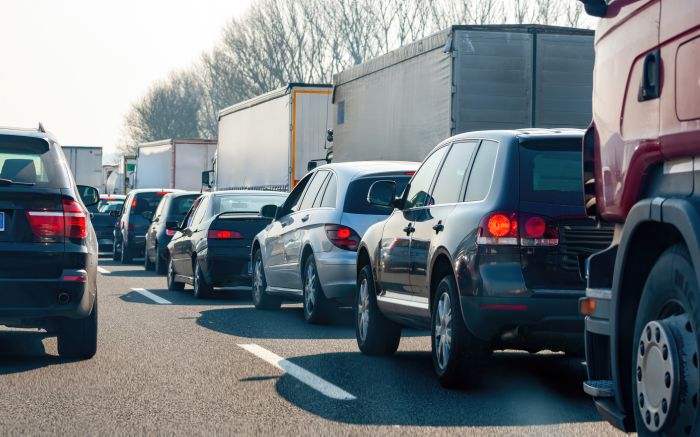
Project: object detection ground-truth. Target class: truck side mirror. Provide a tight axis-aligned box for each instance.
[201,170,212,188]
[367,180,397,208]
[307,161,318,172]
[578,0,607,17]
[260,204,278,219]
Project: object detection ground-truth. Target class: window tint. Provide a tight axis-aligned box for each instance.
[519,140,583,206]
[404,147,447,208]
[168,195,199,219]
[191,196,210,226]
[185,198,202,228]
[0,135,70,188]
[214,194,287,215]
[153,197,167,219]
[281,174,312,216]
[131,192,167,215]
[320,174,337,208]
[465,141,499,202]
[344,175,411,215]
[298,170,329,211]
[431,141,478,205]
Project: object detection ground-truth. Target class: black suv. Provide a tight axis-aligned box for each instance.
[113,189,179,263]
[355,129,614,387]
[144,192,199,274]
[0,127,100,359]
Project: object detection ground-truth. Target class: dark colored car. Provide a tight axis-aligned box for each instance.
[0,127,100,359]
[92,195,125,253]
[144,192,199,274]
[113,189,180,263]
[167,190,287,298]
[355,129,614,387]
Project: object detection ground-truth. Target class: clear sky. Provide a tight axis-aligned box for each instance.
[0,0,252,163]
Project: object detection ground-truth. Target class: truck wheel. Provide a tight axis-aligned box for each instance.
[57,295,98,360]
[144,249,155,271]
[251,249,281,310]
[354,264,401,355]
[431,274,488,389]
[303,254,334,324]
[193,262,212,299]
[120,242,133,264]
[155,246,167,275]
[167,258,185,291]
[632,244,700,436]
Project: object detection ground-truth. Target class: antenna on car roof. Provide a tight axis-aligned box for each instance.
[38,122,46,133]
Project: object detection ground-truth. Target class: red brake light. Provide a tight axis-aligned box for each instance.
[477,212,557,246]
[26,199,87,241]
[166,229,176,236]
[207,230,243,239]
[156,191,169,195]
[325,225,360,251]
[519,213,558,246]
[487,214,514,238]
[62,199,87,239]
[405,171,416,175]
[478,212,518,245]
[524,216,546,238]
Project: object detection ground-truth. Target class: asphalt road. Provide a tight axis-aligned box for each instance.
[0,256,625,436]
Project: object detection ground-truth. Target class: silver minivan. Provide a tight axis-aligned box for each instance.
[251,161,419,323]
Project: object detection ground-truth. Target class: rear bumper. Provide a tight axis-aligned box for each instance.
[202,248,252,287]
[0,269,95,327]
[315,250,356,299]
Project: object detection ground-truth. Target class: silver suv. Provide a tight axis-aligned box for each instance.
[251,161,418,323]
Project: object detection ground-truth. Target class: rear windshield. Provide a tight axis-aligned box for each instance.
[344,175,411,215]
[519,140,583,206]
[167,195,199,219]
[98,200,124,213]
[0,135,70,188]
[131,192,167,215]
[213,194,287,215]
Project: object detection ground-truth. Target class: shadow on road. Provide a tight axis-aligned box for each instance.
[0,331,61,375]
[119,288,253,306]
[273,350,600,427]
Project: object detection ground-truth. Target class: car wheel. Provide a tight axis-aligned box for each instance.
[144,248,155,271]
[355,264,401,355]
[193,262,212,299]
[303,254,334,324]
[631,244,700,436]
[120,241,133,264]
[251,249,281,310]
[167,258,185,291]
[155,246,167,275]
[56,295,98,360]
[112,238,120,261]
[431,274,488,389]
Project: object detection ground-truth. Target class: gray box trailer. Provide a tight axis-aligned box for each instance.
[332,24,594,162]
[135,139,216,191]
[61,145,103,191]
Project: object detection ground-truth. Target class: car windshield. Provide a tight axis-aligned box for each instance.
[344,175,411,215]
[213,193,287,215]
[519,140,584,206]
[0,135,69,188]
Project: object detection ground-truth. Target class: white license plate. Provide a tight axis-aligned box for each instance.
[0,212,4,231]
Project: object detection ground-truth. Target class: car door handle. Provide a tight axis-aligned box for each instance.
[432,222,444,233]
[301,215,309,222]
[403,225,415,234]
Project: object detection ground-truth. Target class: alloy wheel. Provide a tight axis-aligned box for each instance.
[253,257,263,302]
[304,263,317,314]
[434,291,453,370]
[358,277,370,342]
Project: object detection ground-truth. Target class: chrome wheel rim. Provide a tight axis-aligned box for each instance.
[304,263,317,315]
[358,277,370,342]
[253,258,263,302]
[434,292,452,370]
[168,260,174,285]
[194,265,200,292]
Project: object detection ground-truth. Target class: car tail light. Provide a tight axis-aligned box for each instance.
[477,212,558,246]
[26,199,87,242]
[165,229,176,236]
[207,230,243,239]
[325,224,360,251]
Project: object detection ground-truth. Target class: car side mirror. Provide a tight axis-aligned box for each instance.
[77,185,99,207]
[578,0,607,17]
[368,180,397,208]
[260,204,278,219]
[165,221,180,231]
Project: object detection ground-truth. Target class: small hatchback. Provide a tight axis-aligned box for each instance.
[252,161,419,323]
[144,192,199,274]
[355,129,614,387]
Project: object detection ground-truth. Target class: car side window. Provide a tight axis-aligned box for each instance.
[278,174,312,217]
[431,141,478,205]
[185,197,202,228]
[121,194,132,216]
[465,140,499,202]
[191,196,210,226]
[153,197,167,221]
[319,173,337,208]
[299,170,329,211]
[404,146,448,209]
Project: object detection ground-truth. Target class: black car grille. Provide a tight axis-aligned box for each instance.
[558,219,615,273]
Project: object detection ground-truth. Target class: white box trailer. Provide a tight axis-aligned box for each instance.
[332,24,595,162]
[61,145,103,191]
[135,139,216,191]
[216,83,332,191]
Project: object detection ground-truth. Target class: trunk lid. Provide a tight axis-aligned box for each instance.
[209,213,271,248]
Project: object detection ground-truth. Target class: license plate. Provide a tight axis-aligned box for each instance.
[247,262,252,274]
[0,212,4,232]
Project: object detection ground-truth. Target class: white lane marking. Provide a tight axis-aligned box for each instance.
[238,343,356,401]
[131,288,172,305]
[97,267,110,275]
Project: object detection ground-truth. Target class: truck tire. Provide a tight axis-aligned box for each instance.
[302,254,335,324]
[354,264,401,356]
[193,262,212,299]
[632,244,700,436]
[167,258,185,291]
[57,295,98,360]
[431,274,489,389]
[251,249,281,310]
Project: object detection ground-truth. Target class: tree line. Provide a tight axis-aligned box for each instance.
[120,0,592,153]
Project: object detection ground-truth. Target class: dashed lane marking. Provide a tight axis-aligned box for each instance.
[97,267,110,275]
[238,343,356,401]
[131,288,172,305]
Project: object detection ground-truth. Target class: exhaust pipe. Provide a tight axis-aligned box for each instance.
[57,292,71,305]
[500,326,520,342]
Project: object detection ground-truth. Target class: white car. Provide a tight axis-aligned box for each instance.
[251,161,419,324]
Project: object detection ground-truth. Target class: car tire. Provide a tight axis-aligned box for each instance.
[355,264,401,355]
[155,246,167,275]
[144,249,155,271]
[167,258,185,291]
[251,248,281,310]
[120,241,133,264]
[302,254,334,324]
[112,238,120,261]
[431,274,488,389]
[56,295,98,360]
[193,262,212,299]
[631,244,700,436]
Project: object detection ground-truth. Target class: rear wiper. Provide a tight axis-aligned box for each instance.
[0,178,35,186]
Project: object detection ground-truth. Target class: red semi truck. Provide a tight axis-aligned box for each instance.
[579,0,700,434]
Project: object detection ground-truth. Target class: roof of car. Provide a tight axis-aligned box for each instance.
[0,127,58,142]
[447,128,585,144]
[127,189,184,195]
[315,161,420,179]
[210,190,288,196]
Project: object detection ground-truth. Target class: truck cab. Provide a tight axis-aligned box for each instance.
[580,0,700,433]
